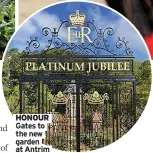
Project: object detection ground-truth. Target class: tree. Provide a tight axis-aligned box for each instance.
[135,60,151,119]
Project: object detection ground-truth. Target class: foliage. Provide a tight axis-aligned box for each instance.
[0,0,15,59]
[134,60,152,119]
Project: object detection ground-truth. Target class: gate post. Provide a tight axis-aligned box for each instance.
[42,81,44,114]
[19,77,22,114]
[76,79,80,152]
[116,81,119,140]
[38,81,40,114]
[133,80,136,123]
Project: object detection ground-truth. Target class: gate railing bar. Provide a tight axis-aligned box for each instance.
[112,84,115,142]
[19,75,136,81]
[38,81,40,114]
[76,79,80,152]
[23,59,134,62]
[20,55,135,59]
[116,82,119,140]
[42,82,44,114]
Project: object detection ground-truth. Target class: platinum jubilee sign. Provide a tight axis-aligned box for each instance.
[24,60,132,73]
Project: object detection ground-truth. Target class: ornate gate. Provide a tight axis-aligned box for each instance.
[19,75,136,151]
[17,10,136,152]
[40,78,135,151]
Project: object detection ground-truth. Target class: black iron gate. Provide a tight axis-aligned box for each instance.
[19,75,136,151]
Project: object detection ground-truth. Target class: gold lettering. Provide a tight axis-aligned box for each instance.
[124,62,130,71]
[32,62,38,71]
[92,62,99,71]
[87,63,91,73]
[39,63,46,70]
[118,62,124,71]
[68,27,77,43]
[54,63,57,71]
[111,62,117,70]
[75,63,84,71]
[48,63,52,71]
[67,63,73,71]
[68,27,92,43]
[100,62,107,70]
[24,61,131,72]
[25,62,32,71]
[81,27,92,43]
[58,63,66,71]
[107,62,111,70]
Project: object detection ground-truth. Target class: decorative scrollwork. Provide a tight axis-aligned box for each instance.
[102,27,114,53]
[42,27,53,50]
[120,108,133,134]
[53,38,63,48]
[23,37,40,54]
[42,27,52,36]
[48,91,71,104]
[119,85,133,135]
[22,18,133,56]
[116,37,133,55]
[83,91,109,104]
[120,87,131,104]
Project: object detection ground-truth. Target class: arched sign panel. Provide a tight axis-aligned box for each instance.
[2,2,151,152]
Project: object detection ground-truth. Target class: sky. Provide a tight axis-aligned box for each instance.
[8,2,149,61]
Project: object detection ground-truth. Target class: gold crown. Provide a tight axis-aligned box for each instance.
[69,10,86,26]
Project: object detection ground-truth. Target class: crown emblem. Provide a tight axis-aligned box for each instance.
[69,10,86,26]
